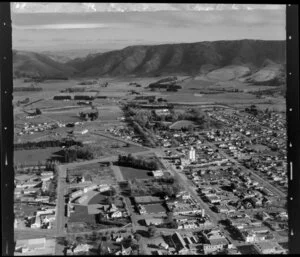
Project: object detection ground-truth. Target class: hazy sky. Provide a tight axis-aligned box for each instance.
[11,3,286,52]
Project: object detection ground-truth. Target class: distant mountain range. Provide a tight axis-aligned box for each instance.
[13,40,286,85]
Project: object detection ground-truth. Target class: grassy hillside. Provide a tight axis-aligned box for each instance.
[13,40,286,85]
[13,50,78,78]
[67,39,286,84]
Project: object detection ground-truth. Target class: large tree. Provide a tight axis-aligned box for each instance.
[148,225,157,238]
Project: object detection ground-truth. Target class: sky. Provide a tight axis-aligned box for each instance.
[11,3,286,53]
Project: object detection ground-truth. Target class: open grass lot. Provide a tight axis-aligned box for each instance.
[237,245,259,255]
[68,163,117,185]
[119,166,152,180]
[143,203,166,214]
[87,193,108,205]
[69,205,96,224]
[43,112,82,123]
[14,147,61,165]
[14,203,39,218]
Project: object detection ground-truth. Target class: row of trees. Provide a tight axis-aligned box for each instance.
[14,139,83,151]
[118,154,159,170]
[53,95,72,100]
[14,87,42,92]
[74,95,95,100]
[62,87,85,92]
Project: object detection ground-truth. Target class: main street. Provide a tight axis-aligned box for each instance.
[54,165,67,255]
[153,148,221,225]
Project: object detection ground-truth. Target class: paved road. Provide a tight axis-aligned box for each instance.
[111,165,125,182]
[153,148,221,225]
[54,165,67,255]
[92,131,150,149]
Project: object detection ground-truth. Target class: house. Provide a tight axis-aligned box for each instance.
[115,245,132,255]
[181,192,191,200]
[73,244,91,253]
[35,196,50,203]
[159,242,169,250]
[40,171,53,177]
[178,221,198,230]
[206,195,221,204]
[109,203,118,213]
[138,204,147,215]
[83,184,98,193]
[111,211,123,218]
[16,181,42,189]
[152,170,164,177]
[113,235,124,243]
[23,188,40,195]
[98,184,111,192]
[70,190,83,200]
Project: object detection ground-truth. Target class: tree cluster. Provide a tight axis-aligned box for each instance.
[118,154,159,170]
[245,105,259,116]
[60,87,85,93]
[14,87,42,92]
[79,110,99,121]
[63,145,94,163]
[74,95,95,100]
[77,80,98,85]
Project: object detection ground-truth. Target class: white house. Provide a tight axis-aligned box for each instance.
[152,170,164,177]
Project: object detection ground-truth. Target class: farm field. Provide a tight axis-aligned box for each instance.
[118,166,152,180]
[42,112,82,123]
[179,77,278,93]
[165,91,268,105]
